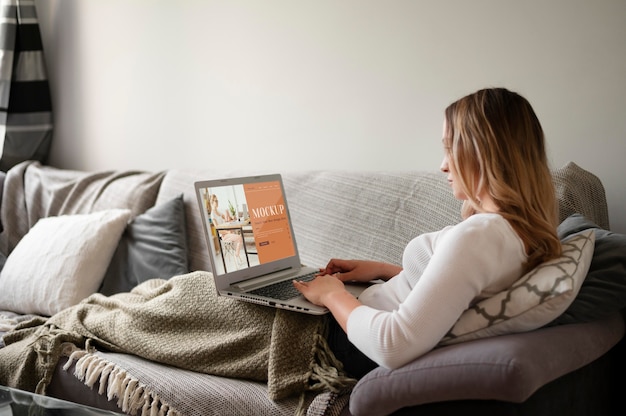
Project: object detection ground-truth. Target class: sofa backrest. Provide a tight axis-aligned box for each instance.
[156,161,609,273]
[280,170,462,268]
[156,169,462,273]
[0,160,609,275]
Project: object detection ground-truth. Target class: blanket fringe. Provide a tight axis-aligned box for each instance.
[64,349,180,416]
[295,332,356,416]
[308,332,356,394]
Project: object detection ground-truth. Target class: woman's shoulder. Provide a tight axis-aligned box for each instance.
[464,212,507,224]
[456,212,507,227]
[447,213,517,241]
[430,214,524,261]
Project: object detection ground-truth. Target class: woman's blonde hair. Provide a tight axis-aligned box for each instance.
[444,88,561,270]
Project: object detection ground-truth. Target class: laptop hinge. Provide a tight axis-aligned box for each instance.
[232,268,296,292]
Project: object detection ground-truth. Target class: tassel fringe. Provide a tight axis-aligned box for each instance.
[308,333,356,393]
[64,349,180,416]
[295,331,356,416]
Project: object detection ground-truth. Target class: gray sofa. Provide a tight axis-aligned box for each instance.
[1,160,625,416]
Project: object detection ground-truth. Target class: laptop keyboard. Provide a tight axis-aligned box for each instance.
[250,272,317,300]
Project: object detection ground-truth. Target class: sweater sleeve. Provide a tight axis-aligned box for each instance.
[346,215,525,369]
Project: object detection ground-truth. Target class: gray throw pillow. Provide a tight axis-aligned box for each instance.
[551,213,626,324]
[99,195,189,296]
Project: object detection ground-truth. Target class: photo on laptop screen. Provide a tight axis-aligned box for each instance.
[197,178,296,276]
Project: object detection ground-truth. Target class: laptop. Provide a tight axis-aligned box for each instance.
[194,173,367,315]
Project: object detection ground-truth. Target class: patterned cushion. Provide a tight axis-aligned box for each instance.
[440,229,595,345]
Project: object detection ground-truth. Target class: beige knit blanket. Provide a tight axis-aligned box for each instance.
[0,272,353,413]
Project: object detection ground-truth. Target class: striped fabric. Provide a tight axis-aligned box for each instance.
[0,0,52,172]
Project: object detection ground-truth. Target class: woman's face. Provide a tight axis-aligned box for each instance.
[440,120,468,201]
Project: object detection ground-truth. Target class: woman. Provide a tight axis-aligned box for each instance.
[294,87,563,377]
[0,87,564,402]
[209,194,244,265]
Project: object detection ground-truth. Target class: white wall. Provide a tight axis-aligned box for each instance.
[35,0,626,232]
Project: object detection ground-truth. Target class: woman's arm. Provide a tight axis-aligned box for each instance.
[320,259,401,282]
[295,259,402,331]
[293,275,361,332]
[347,216,526,369]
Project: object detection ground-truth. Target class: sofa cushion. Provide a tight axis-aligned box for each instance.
[551,213,626,324]
[349,313,624,416]
[440,229,595,345]
[51,351,325,416]
[0,209,132,316]
[99,195,189,296]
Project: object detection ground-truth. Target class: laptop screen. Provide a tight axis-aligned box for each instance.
[196,176,299,278]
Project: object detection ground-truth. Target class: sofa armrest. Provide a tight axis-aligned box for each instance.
[349,313,624,416]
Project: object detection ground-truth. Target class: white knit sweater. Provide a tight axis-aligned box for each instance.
[348,213,527,369]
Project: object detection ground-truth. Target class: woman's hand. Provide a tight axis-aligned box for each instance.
[294,274,362,332]
[319,259,402,283]
[293,273,346,307]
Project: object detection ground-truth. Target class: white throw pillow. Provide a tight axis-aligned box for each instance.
[440,229,595,345]
[0,209,132,316]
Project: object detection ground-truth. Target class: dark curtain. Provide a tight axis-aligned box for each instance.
[0,0,53,172]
